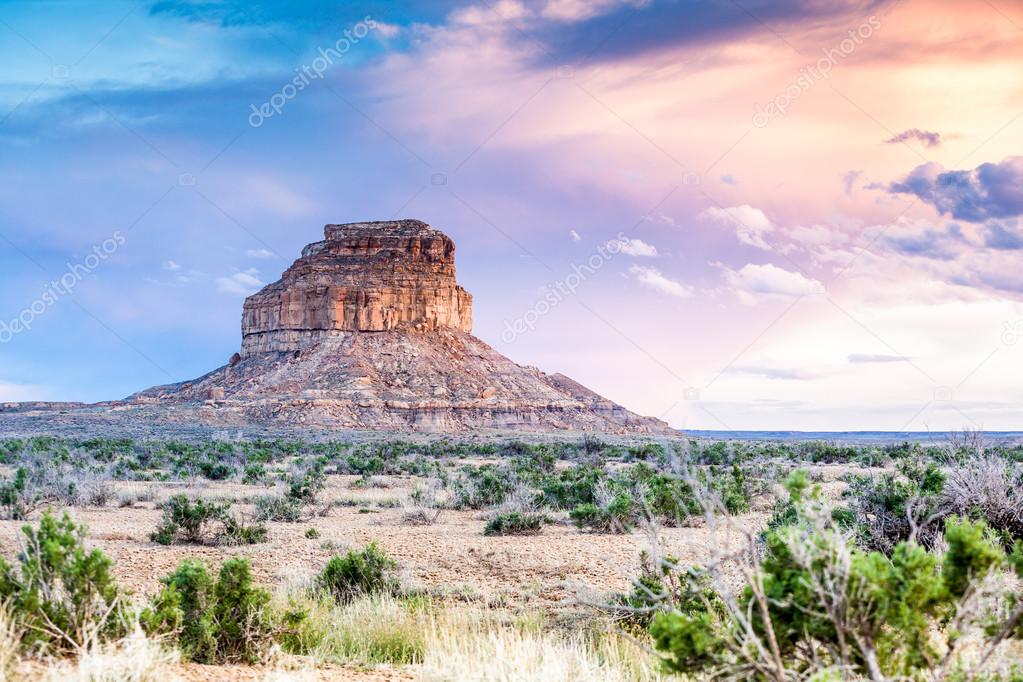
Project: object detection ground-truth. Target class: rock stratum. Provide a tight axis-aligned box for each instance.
[21,220,673,434]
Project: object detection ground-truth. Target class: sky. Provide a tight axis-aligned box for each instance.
[1,0,1022,432]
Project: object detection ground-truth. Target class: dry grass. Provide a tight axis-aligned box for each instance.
[41,625,180,682]
[0,608,20,682]
[420,613,664,682]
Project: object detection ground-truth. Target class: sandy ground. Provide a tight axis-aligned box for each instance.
[0,474,775,605]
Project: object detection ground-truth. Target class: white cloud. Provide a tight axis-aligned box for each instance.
[216,269,263,296]
[628,265,693,298]
[721,262,824,303]
[611,236,658,257]
[848,353,910,364]
[726,365,817,380]
[451,0,529,25]
[374,22,401,38]
[246,249,276,259]
[162,260,181,271]
[642,212,679,228]
[701,204,774,251]
[541,0,647,22]
[569,229,581,242]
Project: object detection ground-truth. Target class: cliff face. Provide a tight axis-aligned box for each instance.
[129,220,674,435]
[241,221,472,356]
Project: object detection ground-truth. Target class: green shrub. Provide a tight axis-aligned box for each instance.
[715,464,752,514]
[318,543,399,604]
[142,557,273,663]
[151,495,230,544]
[222,516,269,545]
[570,492,637,533]
[617,551,722,628]
[452,465,516,509]
[305,527,321,539]
[845,459,946,553]
[150,495,265,545]
[242,463,267,485]
[538,464,606,509]
[0,467,38,520]
[0,510,126,653]
[286,458,327,503]
[767,468,811,531]
[651,498,1021,680]
[254,494,303,522]
[483,511,549,536]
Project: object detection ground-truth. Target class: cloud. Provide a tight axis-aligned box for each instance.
[375,22,402,38]
[877,219,966,260]
[525,0,896,65]
[726,365,816,380]
[885,128,942,148]
[721,262,825,302]
[628,265,693,298]
[984,221,1023,250]
[540,0,647,23]
[843,170,862,194]
[889,157,1023,222]
[611,236,658,257]
[215,270,263,296]
[569,229,581,242]
[162,260,181,271]
[700,205,774,250]
[451,0,529,25]
[848,353,910,363]
[246,249,276,259]
[643,213,678,228]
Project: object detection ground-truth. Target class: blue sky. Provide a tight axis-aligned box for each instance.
[2,0,1022,430]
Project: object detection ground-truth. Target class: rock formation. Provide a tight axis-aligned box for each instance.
[127,220,673,434]
[241,221,473,354]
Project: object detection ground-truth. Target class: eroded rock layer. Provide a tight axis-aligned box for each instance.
[241,220,472,357]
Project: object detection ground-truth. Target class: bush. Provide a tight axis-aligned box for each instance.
[0,510,126,653]
[452,465,516,510]
[616,551,722,628]
[570,492,637,533]
[650,490,1022,681]
[538,464,606,509]
[222,516,269,545]
[483,511,549,536]
[714,464,753,514]
[942,455,1023,545]
[253,494,303,522]
[845,459,946,553]
[150,495,265,545]
[286,458,327,504]
[635,470,700,525]
[400,481,444,526]
[0,468,38,520]
[142,558,273,663]
[318,544,399,604]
